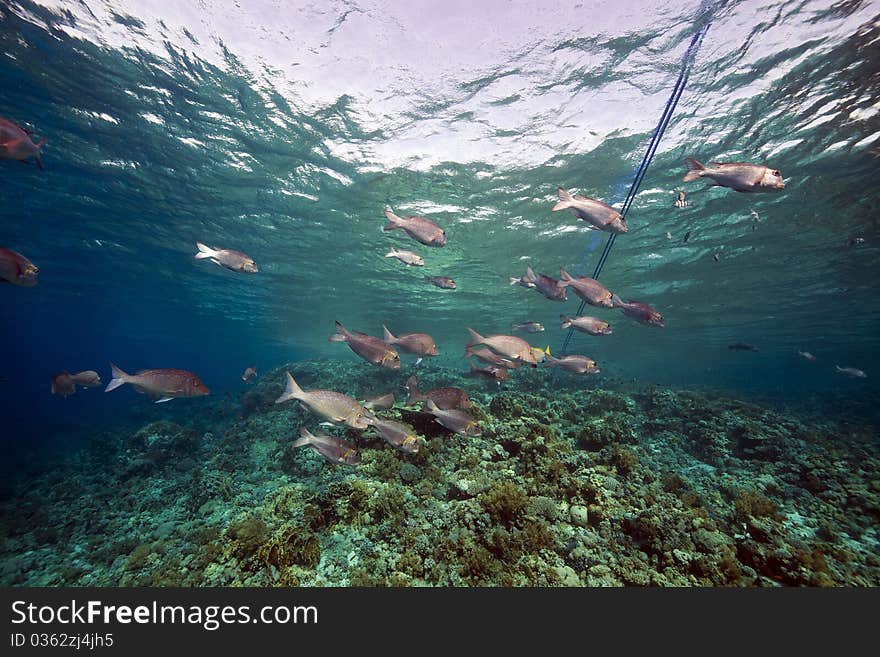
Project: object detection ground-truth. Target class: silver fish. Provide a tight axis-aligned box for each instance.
[683,158,785,193]
[560,315,612,335]
[384,247,424,266]
[364,415,420,453]
[797,351,817,362]
[425,276,456,289]
[544,353,600,374]
[70,370,101,387]
[552,187,627,233]
[835,365,866,379]
[424,399,481,436]
[512,322,545,333]
[194,242,258,273]
[275,372,369,429]
[384,208,447,246]
[466,328,537,366]
[557,268,613,307]
[293,427,360,465]
[513,265,567,301]
[465,347,520,369]
[330,321,401,369]
[382,325,439,357]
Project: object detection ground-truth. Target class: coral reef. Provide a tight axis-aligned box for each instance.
[1,359,878,587]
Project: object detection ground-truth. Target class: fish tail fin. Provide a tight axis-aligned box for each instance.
[545,345,551,355]
[525,265,537,282]
[384,249,397,258]
[558,267,573,284]
[611,293,625,308]
[560,315,571,329]
[424,399,439,414]
[194,242,215,259]
[552,186,573,211]
[466,327,485,348]
[509,277,520,286]
[383,208,403,231]
[104,362,129,392]
[329,320,350,342]
[835,365,843,372]
[404,375,419,404]
[382,324,396,344]
[276,372,304,403]
[292,427,315,449]
[683,158,705,182]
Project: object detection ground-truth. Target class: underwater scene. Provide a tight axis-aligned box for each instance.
[1,0,879,587]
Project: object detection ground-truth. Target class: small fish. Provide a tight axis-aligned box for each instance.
[611,295,665,328]
[194,242,258,273]
[835,365,866,379]
[713,253,720,262]
[797,351,817,362]
[674,191,689,208]
[385,247,424,266]
[364,415,420,453]
[560,315,612,335]
[0,117,45,170]
[329,320,401,369]
[750,210,760,221]
[383,208,447,246]
[0,247,39,287]
[467,360,510,381]
[466,328,537,366]
[665,232,673,240]
[292,427,361,466]
[404,375,471,411]
[242,366,257,383]
[544,352,600,374]
[511,322,545,333]
[465,347,520,369]
[70,370,101,387]
[51,372,76,398]
[275,372,369,428]
[728,343,759,352]
[847,237,865,247]
[424,276,457,289]
[424,399,482,436]
[557,268,613,307]
[512,265,567,301]
[683,158,785,193]
[683,230,692,243]
[364,392,395,410]
[552,187,627,233]
[382,325,439,357]
[105,363,209,402]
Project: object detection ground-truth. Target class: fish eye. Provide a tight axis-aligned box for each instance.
[772,170,780,176]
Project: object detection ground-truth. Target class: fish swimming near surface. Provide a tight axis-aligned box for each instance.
[242,366,257,383]
[511,265,567,301]
[275,372,370,428]
[835,365,867,379]
[466,328,538,366]
[611,295,665,328]
[383,208,447,246]
[466,360,510,382]
[0,117,45,170]
[423,399,482,437]
[512,322,545,333]
[552,187,628,233]
[847,237,865,247]
[364,392,395,410]
[105,363,210,402]
[330,320,401,369]
[364,414,420,454]
[683,158,785,193]
[424,276,457,289]
[382,325,439,358]
[729,343,759,352]
[798,351,817,362]
[543,353,600,374]
[194,242,258,273]
[384,247,424,266]
[557,268,613,307]
[292,427,361,466]
[404,375,471,411]
[0,247,39,287]
[465,346,520,369]
[674,191,689,208]
[560,315,612,335]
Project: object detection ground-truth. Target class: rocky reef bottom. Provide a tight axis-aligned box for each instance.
[2,359,878,586]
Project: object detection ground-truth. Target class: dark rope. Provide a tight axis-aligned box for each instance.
[559,15,711,356]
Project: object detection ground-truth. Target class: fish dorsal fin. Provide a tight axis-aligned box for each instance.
[573,194,592,202]
[154,397,174,403]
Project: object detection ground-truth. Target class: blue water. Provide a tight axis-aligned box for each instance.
[1,0,878,471]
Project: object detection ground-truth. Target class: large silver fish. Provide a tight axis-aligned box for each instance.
[275,372,369,429]
[683,158,785,193]
[424,400,482,436]
[293,427,361,465]
[560,315,612,335]
[557,268,613,307]
[466,328,537,366]
[384,208,447,246]
[382,325,439,358]
[552,187,627,233]
[544,353,600,374]
[194,242,258,273]
[384,247,424,266]
[330,321,401,369]
[364,415,420,453]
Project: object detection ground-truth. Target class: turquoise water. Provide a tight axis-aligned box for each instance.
[1,1,878,586]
